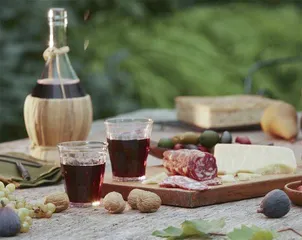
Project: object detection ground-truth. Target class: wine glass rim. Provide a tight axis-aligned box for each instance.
[57,140,108,150]
[104,117,153,125]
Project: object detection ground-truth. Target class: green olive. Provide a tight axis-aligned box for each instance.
[178,132,200,144]
[158,138,175,149]
[199,130,220,148]
[171,135,182,144]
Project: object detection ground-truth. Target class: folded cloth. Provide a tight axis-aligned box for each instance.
[0,152,62,188]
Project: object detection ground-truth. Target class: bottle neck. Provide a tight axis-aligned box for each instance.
[49,21,67,48]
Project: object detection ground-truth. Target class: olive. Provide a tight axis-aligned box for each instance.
[199,130,220,148]
[171,135,182,144]
[235,136,251,144]
[173,143,184,150]
[183,144,198,150]
[178,132,200,144]
[220,131,232,144]
[197,144,209,153]
[158,138,174,149]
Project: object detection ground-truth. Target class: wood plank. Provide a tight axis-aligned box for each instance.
[101,165,302,208]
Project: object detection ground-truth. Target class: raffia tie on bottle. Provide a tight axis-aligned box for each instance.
[43,46,70,99]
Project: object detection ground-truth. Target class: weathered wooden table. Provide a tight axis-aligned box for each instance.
[1,109,302,240]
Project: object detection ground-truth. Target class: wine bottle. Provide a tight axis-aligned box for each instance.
[24,8,93,164]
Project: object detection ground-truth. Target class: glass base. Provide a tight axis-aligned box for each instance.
[112,175,146,182]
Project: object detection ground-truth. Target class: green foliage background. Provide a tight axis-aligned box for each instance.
[1,0,302,142]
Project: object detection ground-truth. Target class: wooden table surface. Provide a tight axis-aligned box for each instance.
[1,109,302,240]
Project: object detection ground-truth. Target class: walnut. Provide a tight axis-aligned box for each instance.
[44,192,69,213]
[136,191,161,213]
[103,192,126,214]
[127,189,146,209]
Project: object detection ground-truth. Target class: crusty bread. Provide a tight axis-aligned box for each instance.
[175,95,279,128]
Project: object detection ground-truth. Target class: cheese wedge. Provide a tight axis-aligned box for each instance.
[142,172,168,184]
[219,174,237,183]
[214,144,297,175]
[237,173,262,181]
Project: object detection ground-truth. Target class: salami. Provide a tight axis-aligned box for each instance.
[163,149,218,181]
[159,176,209,191]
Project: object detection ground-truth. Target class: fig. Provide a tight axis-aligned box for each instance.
[158,138,174,149]
[235,136,251,144]
[257,189,291,218]
[220,131,232,144]
[199,130,220,148]
[0,201,21,237]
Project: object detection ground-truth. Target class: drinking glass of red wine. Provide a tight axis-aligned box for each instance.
[57,141,108,207]
[104,118,153,182]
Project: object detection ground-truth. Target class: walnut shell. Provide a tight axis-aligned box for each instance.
[103,192,126,214]
[137,191,161,213]
[44,192,69,213]
[127,189,146,209]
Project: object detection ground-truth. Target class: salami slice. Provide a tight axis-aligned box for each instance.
[159,176,209,191]
[163,149,218,181]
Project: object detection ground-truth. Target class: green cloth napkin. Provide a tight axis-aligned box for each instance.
[0,152,62,188]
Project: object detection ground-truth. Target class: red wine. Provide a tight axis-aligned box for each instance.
[107,138,150,178]
[61,163,105,203]
[31,79,85,99]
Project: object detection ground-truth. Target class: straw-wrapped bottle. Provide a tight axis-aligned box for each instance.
[24,8,93,164]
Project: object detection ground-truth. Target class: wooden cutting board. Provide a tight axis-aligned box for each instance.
[101,165,302,208]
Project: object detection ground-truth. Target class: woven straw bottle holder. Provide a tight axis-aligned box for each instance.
[23,8,93,165]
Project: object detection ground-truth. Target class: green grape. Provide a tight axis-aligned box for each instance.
[0,181,4,190]
[25,203,33,210]
[2,189,9,197]
[0,197,9,206]
[0,191,5,198]
[40,204,48,213]
[24,216,33,226]
[8,194,16,201]
[45,211,52,218]
[28,210,35,218]
[6,183,15,193]
[18,208,29,222]
[16,202,25,209]
[46,203,56,213]
[20,222,30,233]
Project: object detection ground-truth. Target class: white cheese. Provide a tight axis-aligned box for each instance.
[219,174,237,183]
[237,173,262,181]
[214,144,297,176]
[142,172,168,184]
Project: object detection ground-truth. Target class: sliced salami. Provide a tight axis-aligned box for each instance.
[159,176,209,191]
[163,149,218,181]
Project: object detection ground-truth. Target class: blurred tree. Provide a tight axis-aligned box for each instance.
[0,0,302,142]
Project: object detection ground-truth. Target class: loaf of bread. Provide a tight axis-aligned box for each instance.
[175,95,277,128]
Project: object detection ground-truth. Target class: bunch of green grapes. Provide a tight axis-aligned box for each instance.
[0,181,56,233]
